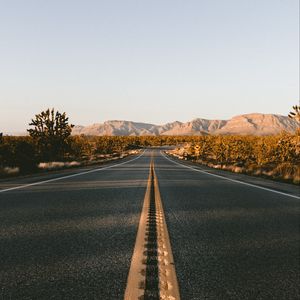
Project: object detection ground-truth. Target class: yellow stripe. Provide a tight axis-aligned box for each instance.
[153,163,180,300]
[124,159,180,299]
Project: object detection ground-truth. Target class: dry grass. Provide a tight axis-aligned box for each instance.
[38,161,81,170]
[0,167,20,175]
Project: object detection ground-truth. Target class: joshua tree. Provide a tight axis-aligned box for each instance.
[288,103,300,123]
[28,108,74,161]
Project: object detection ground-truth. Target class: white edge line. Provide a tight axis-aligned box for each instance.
[161,151,300,200]
[0,151,145,193]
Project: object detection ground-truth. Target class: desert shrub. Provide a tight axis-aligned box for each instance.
[171,132,299,183]
[0,136,37,173]
[1,132,298,180]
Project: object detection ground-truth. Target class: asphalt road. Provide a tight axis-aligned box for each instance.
[0,150,299,299]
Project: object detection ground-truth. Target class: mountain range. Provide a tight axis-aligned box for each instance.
[72,113,298,136]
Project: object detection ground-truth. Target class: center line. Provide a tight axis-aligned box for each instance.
[124,159,180,300]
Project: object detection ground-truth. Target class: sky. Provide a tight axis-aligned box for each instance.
[0,0,299,132]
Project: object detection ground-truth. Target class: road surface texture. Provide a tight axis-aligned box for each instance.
[0,149,299,299]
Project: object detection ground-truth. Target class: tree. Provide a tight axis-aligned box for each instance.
[288,104,300,123]
[27,108,74,161]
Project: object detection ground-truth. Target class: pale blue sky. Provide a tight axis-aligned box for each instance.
[0,0,299,132]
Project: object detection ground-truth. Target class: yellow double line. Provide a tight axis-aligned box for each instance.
[124,159,180,300]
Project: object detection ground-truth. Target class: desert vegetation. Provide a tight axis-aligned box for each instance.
[1,107,299,183]
[1,133,299,183]
[0,134,191,176]
[166,132,300,184]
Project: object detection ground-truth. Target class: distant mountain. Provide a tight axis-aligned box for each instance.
[72,114,298,136]
[160,119,226,136]
[214,114,297,135]
[73,120,157,136]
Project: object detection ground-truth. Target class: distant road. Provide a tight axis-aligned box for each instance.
[0,150,299,299]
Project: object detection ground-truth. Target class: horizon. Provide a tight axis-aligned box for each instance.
[1,0,299,132]
[0,1,299,295]
[1,108,297,134]
[3,111,297,135]
[67,111,299,127]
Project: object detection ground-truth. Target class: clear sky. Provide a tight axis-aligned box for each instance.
[0,0,299,132]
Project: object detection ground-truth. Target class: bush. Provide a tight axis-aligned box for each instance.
[0,137,37,174]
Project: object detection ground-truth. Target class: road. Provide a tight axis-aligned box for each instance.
[0,149,299,299]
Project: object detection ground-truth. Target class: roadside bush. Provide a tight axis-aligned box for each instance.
[0,137,37,174]
[169,132,299,183]
[1,133,298,181]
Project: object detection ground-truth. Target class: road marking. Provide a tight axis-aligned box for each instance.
[153,162,181,300]
[161,152,300,200]
[0,151,145,193]
[124,160,180,300]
